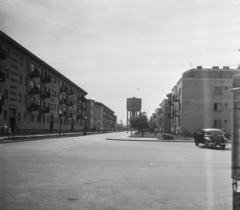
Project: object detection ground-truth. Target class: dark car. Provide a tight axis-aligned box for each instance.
[194,128,228,149]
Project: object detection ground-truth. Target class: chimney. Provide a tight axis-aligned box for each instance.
[212,66,219,69]
[197,66,202,69]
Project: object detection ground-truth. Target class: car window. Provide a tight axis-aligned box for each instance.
[206,131,223,135]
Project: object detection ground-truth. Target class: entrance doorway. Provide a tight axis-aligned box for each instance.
[71,123,74,131]
[10,117,16,133]
[50,115,54,132]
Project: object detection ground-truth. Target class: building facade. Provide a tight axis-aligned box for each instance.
[170,66,240,135]
[85,101,116,132]
[0,31,87,134]
[159,98,171,133]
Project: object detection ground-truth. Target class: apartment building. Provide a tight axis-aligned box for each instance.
[85,99,95,131]
[0,31,87,134]
[159,98,171,133]
[94,102,116,132]
[170,66,240,135]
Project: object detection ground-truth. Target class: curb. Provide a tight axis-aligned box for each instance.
[0,132,110,144]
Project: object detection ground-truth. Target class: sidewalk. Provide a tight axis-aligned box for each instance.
[106,132,194,143]
[0,131,102,143]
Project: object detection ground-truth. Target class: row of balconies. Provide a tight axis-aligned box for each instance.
[27,103,85,120]
[27,69,86,101]
[27,103,50,113]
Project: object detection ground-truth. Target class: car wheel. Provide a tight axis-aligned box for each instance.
[195,141,199,146]
[222,145,226,149]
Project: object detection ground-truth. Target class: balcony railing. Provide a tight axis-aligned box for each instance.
[66,101,73,107]
[0,72,5,82]
[27,103,40,112]
[77,114,82,120]
[60,86,67,92]
[67,90,74,95]
[59,98,67,104]
[40,106,50,113]
[40,90,51,98]
[28,86,40,94]
[28,69,40,78]
[173,94,180,102]
[41,75,51,83]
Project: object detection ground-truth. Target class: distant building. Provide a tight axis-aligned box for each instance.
[159,98,171,133]
[170,66,240,135]
[85,101,116,132]
[0,31,87,134]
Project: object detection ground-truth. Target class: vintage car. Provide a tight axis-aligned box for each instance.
[194,128,228,149]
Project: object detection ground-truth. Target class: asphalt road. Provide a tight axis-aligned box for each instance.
[0,132,231,210]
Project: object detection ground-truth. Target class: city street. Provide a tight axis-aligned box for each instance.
[0,132,231,210]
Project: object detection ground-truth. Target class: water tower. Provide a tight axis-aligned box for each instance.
[126,97,142,126]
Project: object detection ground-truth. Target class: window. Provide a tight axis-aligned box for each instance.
[24,95,27,103]
[39,68,41,76]
[47,117,49,123]
[37,115,41,123]
[4,89,8,100]
[18,113,21,122]
[30,64,35,72]
[214,103,221,111]
[43,116,45,123]
[26,59,28,68]
[6,47,9,57]
[5,68,9,79]
[25,77,28,86]
[214,120,221,128]
[24,113,27,122]
[31,114,34,122]
[18,94,22,103]
[19,75,22,84]
[30,80,34,88]
[20,56,23,65]
[213,87,222,95]
[3,111,7,120]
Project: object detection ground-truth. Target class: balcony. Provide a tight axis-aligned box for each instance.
[0,72,5,82]
[59,98,67,104]
[27,103,40,112]
[28,86,40,94]
[40,90,51,99]
[41,75,51,83]
[60,86,67,93]
[77,105,81,110]
[40,106,50,114]
[81,96,86,102]
[66,101,73,107]
[67,90,74,95]
[77,114,82,120]
[173,94,180,102]
[28,69,40,78]
[82,106,86,111]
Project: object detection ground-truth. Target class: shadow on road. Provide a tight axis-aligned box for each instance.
[197,145,231,151]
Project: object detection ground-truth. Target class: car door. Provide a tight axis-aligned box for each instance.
[194,130,203,143]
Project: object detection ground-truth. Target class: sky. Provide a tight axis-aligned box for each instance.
[0,0,239,124]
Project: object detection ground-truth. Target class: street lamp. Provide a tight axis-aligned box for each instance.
[59,109,62,136]
[98,120,99,133]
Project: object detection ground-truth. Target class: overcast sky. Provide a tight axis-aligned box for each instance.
[0,0,239,124]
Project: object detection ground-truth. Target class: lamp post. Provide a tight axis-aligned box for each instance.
[83,116,87,135]
[98,120,99,133]
[59,109,62,136]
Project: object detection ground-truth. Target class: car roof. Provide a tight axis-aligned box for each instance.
[202,128,222,132]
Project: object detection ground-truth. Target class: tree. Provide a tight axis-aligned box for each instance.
[129,112,149,137]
